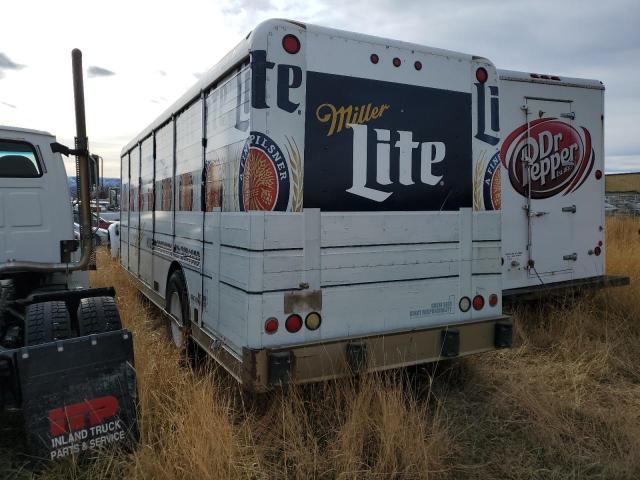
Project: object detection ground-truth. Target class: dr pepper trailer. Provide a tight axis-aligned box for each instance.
[496,70,628,299]
[119,19,622,390]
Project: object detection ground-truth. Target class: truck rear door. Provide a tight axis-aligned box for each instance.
[523,98,581,275]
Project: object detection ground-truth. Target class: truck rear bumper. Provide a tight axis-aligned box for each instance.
[236,316,512,392]
[503,274,630,303]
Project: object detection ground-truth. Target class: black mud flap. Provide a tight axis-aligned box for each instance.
[16,329,138,460]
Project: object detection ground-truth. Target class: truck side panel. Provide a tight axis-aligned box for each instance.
[120,153,129,268]
[139,136,154,287]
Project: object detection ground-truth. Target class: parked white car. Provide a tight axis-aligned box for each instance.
[74,222,109,246]
[108,221,120,257]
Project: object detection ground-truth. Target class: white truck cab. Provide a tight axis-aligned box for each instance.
[0,126,86,289]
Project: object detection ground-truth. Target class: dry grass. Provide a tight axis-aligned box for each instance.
[3,216,640,479]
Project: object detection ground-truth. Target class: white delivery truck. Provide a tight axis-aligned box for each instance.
[493,71,628,299]
[120,19,512,390]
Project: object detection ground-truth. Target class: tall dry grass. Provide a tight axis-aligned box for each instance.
[3,216,640,479]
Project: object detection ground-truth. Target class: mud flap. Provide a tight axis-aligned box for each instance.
[16,329,138,460]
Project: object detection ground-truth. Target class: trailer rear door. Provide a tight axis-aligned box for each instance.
[524,98,576,275]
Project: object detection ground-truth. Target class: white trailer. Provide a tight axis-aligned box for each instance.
[493,71,627,298]
[121,19,517,390]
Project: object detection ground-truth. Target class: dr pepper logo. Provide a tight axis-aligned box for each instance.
[500,118,594,199]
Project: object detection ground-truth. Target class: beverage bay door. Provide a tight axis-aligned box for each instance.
[523,98,576,276]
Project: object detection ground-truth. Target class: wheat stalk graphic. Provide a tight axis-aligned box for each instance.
[473,150,486,211]
[284,136,303,212]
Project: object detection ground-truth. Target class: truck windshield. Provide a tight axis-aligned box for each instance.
[0,140,42,177]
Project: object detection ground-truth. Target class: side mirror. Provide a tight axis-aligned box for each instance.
[50,142,71,156]
[88,155,99,189]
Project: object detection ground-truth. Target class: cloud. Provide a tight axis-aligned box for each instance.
[0,52,25,71]
[157,70,167,76]
[1,101,16,109]
[0,53,25,79]
[87,65,115,78]
[222,0,275,15]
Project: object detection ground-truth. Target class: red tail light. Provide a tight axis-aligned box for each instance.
[285,314,302,333]
[370,53,379,64]
[264,317,278,334]
[595,169,603,180]
[476,67,488,83]
[282,34,300,54]
[488,294,498,307]
[414,61,422,71]
[393,57,401,67]
[594,246,602,256]
[472,295,485,310]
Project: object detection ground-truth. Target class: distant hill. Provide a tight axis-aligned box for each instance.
[68,177,120,197]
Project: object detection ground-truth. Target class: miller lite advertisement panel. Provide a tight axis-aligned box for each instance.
[497,70,605,291]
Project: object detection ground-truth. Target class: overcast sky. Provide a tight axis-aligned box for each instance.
[1,0,638,176]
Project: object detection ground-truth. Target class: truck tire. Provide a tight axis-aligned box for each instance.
[77,296,122,335]
[25,301,72,346]
[166,270,189,350]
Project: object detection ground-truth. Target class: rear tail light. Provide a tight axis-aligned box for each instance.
[285,314,303,333]
[414,61,422,71]
[488,294,498,307]
[594,246,602,256]
[459,296,471,312]
[282,34,300,54]
[264,317,278,334]
[370,53,379,64]
[305,312,322,330]
[472,295,485,310]
[475,67,488,83]
[392,57,401,67]
[595,169,603,180]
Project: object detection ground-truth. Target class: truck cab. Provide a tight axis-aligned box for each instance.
[0,126,86,289]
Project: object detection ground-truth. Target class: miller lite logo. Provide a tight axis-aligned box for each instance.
[238,132,290,211]
[500,118,594,199]
[347,123,446,202]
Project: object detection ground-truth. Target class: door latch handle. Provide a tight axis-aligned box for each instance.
[560,112,576,120]
[562,205,577,213]
[563,253,578,261]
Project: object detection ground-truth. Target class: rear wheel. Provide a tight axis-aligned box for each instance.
[166,271,189,350]
[76,296,122,335]
[24,301,72,346]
